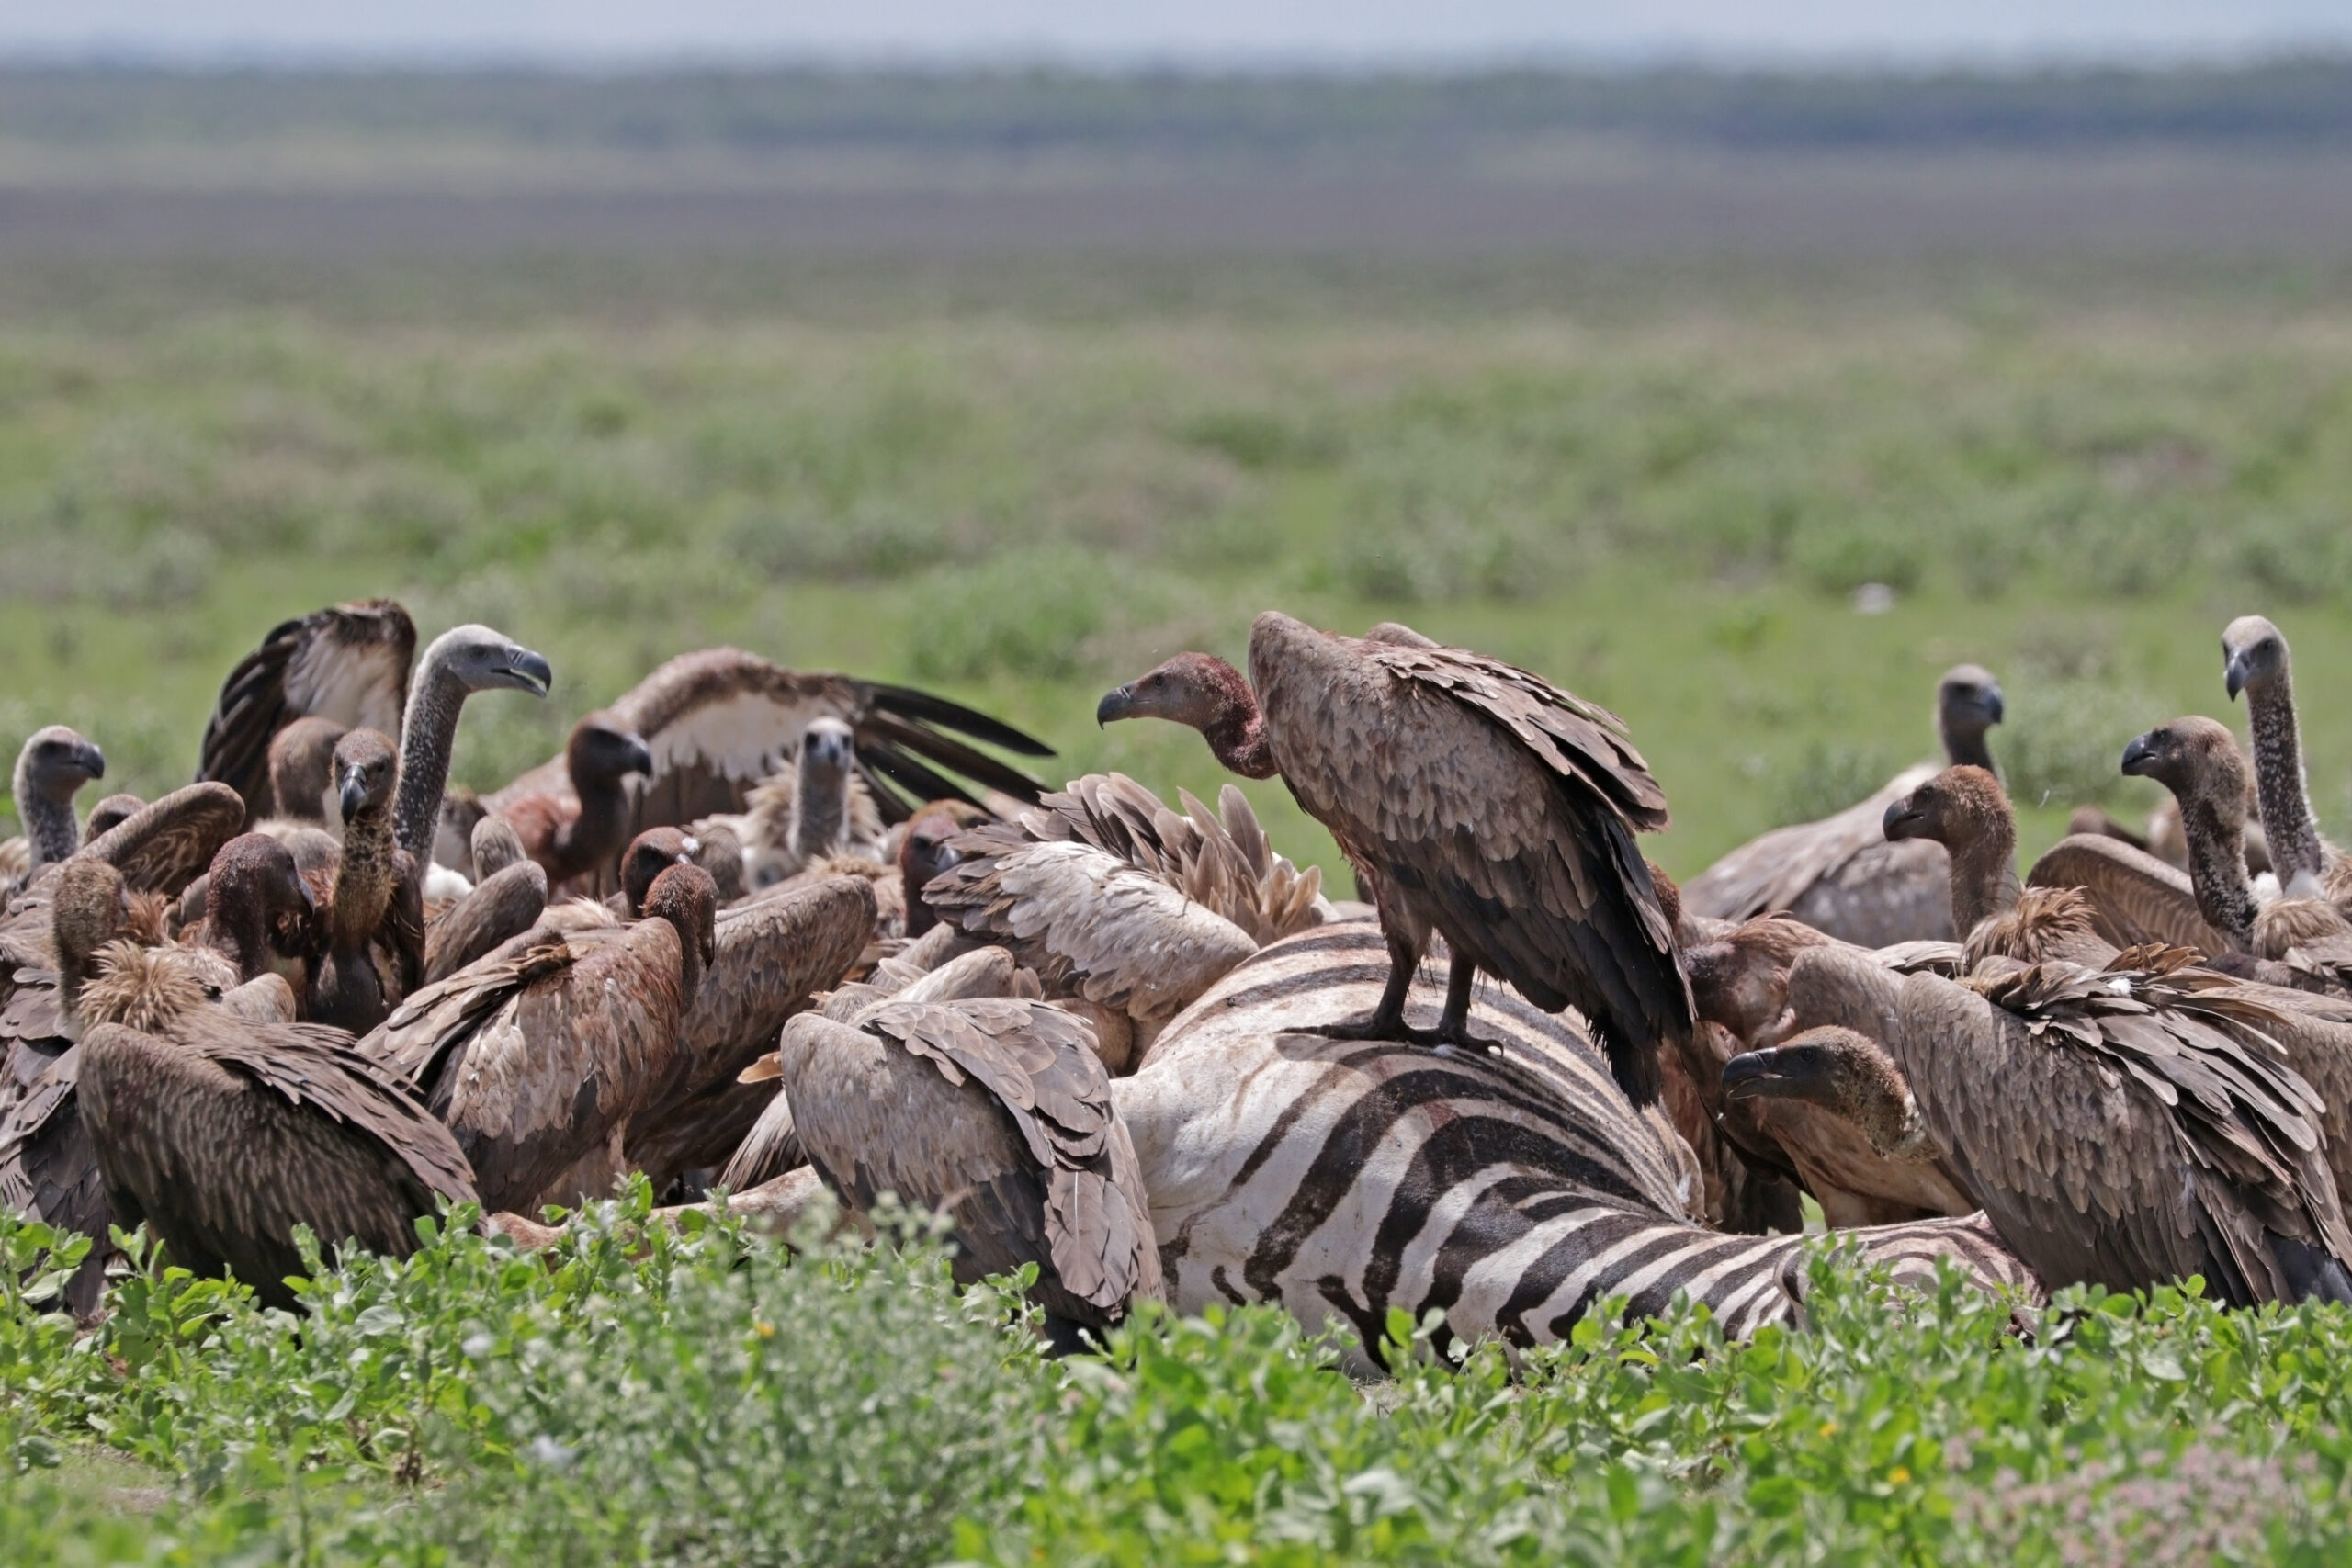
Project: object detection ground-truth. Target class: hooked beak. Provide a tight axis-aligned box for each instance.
[2120,733,2158,777]
[2223,652,2250,703]
[621,734,655,778]
[1881,798,1923,841]
[1722,1045,1838,1106]
[502,648,555,700]
[74,742,106,783]
[339,773,368,824]
[1983,683,2005,726]
[1095,684,1135,728]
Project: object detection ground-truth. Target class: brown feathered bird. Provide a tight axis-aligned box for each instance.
[1881,764,2114,969]
[493,711,656,897]
[77,935,477,1313]
[1682,664,2004,945]
[308,728,424,1034]
[360,863,717,1213]
[1098,613,1689,1104]
[775,996,1160,1351]
[1728,943,2352,1307]
[10,727,107,878]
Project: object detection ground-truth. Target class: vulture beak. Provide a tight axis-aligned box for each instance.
[339,772,368,824]
[503,649,556,700]
[73,741,106,783]
[2120,733,2158,777]
[2223,652,2250,703]
[1722,1044,1840,1107]
[621,734,655,778]
[1095,684,1136,727]
[1881,798,1923,841]
[1983,684,2005,725]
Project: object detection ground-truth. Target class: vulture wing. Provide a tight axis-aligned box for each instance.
[82,784,248,897]
[195,601,416,822]
[1681,763,1940,922]
[2027,834,2232,953]
[716,1089,804,1194]
[864,998,1159,1317]
[926,835,1258,1021]
[485,649,1053,832]
[423,861,549,985]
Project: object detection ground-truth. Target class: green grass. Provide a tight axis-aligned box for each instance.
[9,1196,2352,1565]
[3,255,2351,880]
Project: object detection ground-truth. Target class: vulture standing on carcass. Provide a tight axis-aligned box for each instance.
[359,863,718,1213]
[76,929,477,1313]
[195,603,553,868]
[773,995,1160,1351]
[8,728,107,883]
[922,773,1320,1072]
[478,648,1053,891]
[1098,614,1689,1105]
[1726,942,2352,1308]
[1680,665,2005,946]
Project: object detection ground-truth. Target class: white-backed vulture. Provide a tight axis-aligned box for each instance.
[78,936,477,1314]
[898,801,992,939]
[775,996,1160,1349]
[1735,944,2352,1307]
[2222,615,2352,903]
[1681,664,2005,946]
[701,716,887,893]
[360,863,717,1213]
[422,839,548,989]
[621,872,875,1193]
[262,716,348,828]
[481,649,1052,870]
[12,728,107,877]
[309,728,424,1034]
[1098,615,1689,1104]
[1881,765,2116,969]
[193,834,321,995]
[493,711,656,896]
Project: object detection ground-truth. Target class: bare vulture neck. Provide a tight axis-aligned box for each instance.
[1947,813,2022,940]
[792,768,847,862]
[332,803,398,954]
[1939,716,1995,773]
[2179,792,2260,952]
[391,656,467,865]
[2246,668,2327,886]
[1200,669,1278,781]
[14,771,78,872]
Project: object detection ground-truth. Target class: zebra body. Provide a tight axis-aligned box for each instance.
[1114,920,2034,1359]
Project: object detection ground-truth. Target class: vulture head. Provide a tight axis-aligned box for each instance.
[268,716,348,825]
[334,728,401,826]
[1097,653,1273,779]
[620,827,696,918]
[898,806,971,938]
[1682,914,1830,1044]
[1722,1025,1933,1162]
[82,793,146,848]
[2121,716,2248,828]
[1935,664,2005,759]
[205,833,320,980]
[688,819,745,904]
[422,625,555,701]
[800,716,855,784]
[471,813,528,881]
[15,727,107,867]
[2222,615,2288,703]
[566,711,655,793]
[51,854,130,1021]
[81,941,234,1033]
[1882,765,2008,851]
[642,863,719,1010]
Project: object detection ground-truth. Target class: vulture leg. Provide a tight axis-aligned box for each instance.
[1429,950,1506,1051]
[1312,930,1444,1046]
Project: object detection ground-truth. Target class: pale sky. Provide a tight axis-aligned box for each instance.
[7,1,2351,66]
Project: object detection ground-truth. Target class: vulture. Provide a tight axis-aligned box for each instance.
[360,863,718,1213]
[192,834,322,995]
[922,773,1323,1072]
[80,793,144,850]
[309,728,424,1034]
[1728,943,2352,1308]
[492,711,656,896]
[263,717,349,828]
[195,603,554,863]
[699,716,888,892]
[76,934,478,1313]
[899,801,993,939]
[10,728,107,879]
[2120,717,2352,987]
[1681,664,2005,946]
[1882,765,2115,969]
[2222,615,2352,904]
[478,648,1052,875]
[774,996,1160,1351]
[620,870,875,1194]
[421,817,548,986]
[1098,614,1688,1105]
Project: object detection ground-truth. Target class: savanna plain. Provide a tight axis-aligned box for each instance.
[8,74,2352,1561]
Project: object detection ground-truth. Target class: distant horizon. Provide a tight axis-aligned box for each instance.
[6,0,2351,74]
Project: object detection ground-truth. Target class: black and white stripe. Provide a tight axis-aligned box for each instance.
[1115,920,2032,1358]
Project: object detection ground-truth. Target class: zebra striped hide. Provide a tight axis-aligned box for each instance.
[1115,920,2037,1361]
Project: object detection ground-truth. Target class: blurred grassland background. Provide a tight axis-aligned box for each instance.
[3,64,2351,881]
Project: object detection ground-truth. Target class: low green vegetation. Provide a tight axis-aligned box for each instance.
[7,1195,2352,1565]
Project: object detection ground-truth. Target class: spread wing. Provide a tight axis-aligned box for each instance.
[484,649,1053,832]
[865,998,1158,1314]
[1682,763,1939,922]
[2028,834,2232,953]
[196,601,415,822]
[82,784,247,897]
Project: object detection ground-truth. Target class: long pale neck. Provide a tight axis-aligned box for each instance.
[1947,816,2020,938]
[2180,795,2258,952]
[393,661,464,864]
[2247,671,2326,884]
[16,778,78,872]
[332,805,397,953]
[1204,706,1278,781]
[1939,719,1995,773]
[792,767,847,861]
